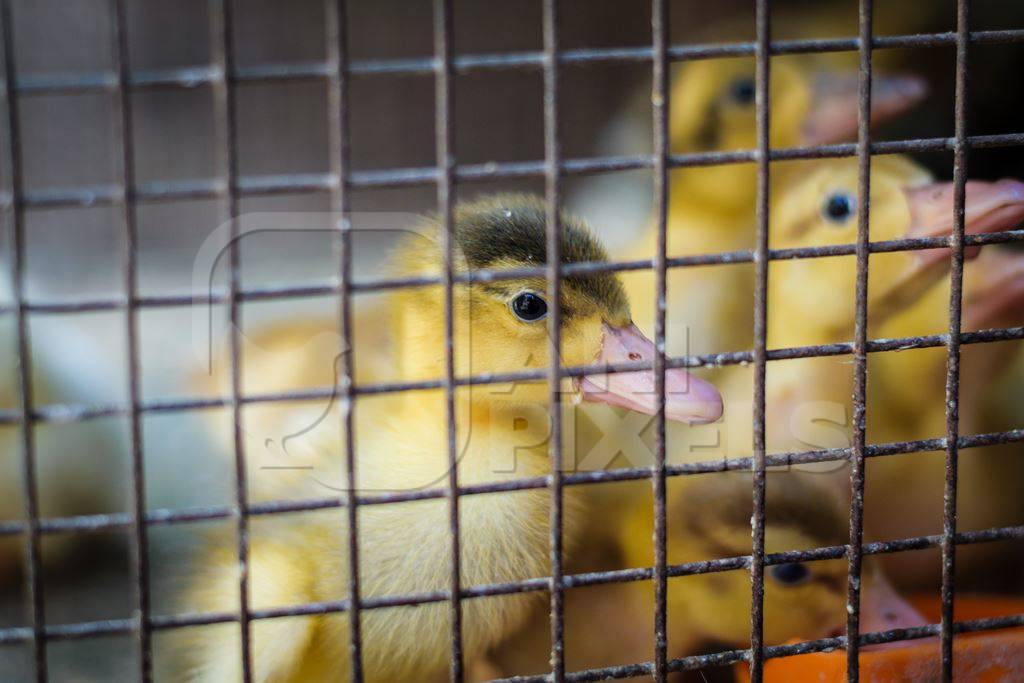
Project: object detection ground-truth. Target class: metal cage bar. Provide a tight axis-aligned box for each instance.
[209,1,254,680]
[650,0,670,680]
[748,0,771,679]
[844,0,874,677]
[941,0,972,677]
[1,322,1022,427]
[0,523,1020,646]
[324,0,365,679]
[4,28,1023,96]
[2,225,1023,321]
[542,1,567,680]
[0,1,48,679]
[432,0,465,680]
[0,133,1022,214]
[108,0,153,679]
[0,426,1021,542]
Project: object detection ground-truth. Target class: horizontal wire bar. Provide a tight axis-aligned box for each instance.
[0,524,1020,647]
[515,612,1024,683]
[5,29,1023,97]
[1,131,1022,213]
[0,324,1020,425]
[3,226,1023,317]
[0,427,1020,538]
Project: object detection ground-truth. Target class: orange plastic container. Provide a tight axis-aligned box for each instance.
[734,595,1024,682]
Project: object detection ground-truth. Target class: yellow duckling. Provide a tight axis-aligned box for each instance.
[864,245,1024,585]
[176,194,723,682]
[571,64,924,568]
[368,474,933,679]
[638,474,926,653]
[723,160,1024,586]
[622,57,926,357]
[672,155,1024,487]
[191,297,400,504]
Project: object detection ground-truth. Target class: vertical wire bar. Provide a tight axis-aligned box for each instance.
[749,0,770,680]
[650,0,669,680]
[109,0,152,678]
[324,1,363,679]
[941,0,970,678]
[542,1,565,680]
[209,2,253,680]
[0,2,48,679]
[432,0,465,680]
[845,0,873,678]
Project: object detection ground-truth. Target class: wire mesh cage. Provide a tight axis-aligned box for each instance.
[1,0,1023,681]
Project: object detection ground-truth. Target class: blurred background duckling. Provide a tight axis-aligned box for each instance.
[752,157,1024,450]
[491,472,926,679]
[864,245,1024,586]
[565,60,925,574]
[624,473,927,657]
[175,195,723,682]
[642,154,1024,467]
[621,57,926,357]
[728,161,1024,589]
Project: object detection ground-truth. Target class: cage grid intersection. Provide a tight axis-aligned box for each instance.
[0,0,1022,682]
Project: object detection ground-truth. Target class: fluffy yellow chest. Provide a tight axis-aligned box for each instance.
[278,393,578,681]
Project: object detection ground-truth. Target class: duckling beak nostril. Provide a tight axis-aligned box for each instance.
[578,322,724,424]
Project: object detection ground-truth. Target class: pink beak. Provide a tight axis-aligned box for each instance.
[578,323,723,424]
[801,73,928,146]
[963,248,1024,330]
[904,178,1024,270]
[858,574,931,651]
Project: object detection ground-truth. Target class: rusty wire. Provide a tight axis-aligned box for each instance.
[325,0,364,678]
[0,1,1022,682]
[650,0,670,679]
[843,0,873,676]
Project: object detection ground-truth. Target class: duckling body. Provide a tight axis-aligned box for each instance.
[611,473,926,663]
[575,64,924,574]
[864,246,1024,585]
[656,155,1024,554]
[178,195,722,682]
[728,158,1024,587]
[759,156,1023,442]
[185,390,557,682]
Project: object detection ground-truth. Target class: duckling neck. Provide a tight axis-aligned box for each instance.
[383,387,556,488]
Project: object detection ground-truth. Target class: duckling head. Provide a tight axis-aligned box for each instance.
[658,473,926,648]
[670,57,925,215]
[769,156,1024,340]
[391,194,723,424]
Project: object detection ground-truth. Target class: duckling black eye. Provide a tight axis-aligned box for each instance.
[822,192,856,224]
[510,292,548,323]
[727,77,756,106]
[769,562,811,586]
